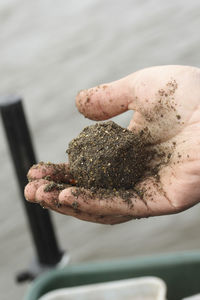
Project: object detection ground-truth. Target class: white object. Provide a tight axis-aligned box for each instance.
[39,276,167,300]
[183,294,200,300]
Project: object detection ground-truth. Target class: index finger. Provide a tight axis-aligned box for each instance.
[27,162,72,183]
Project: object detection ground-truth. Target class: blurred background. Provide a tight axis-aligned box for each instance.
[1,0,200,299]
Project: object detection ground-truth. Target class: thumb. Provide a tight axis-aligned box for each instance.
[76,75,136,121]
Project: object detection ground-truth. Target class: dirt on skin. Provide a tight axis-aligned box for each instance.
[44,182,70,192]
[41,79,180,201]
[39,79,180,202]
[66,121,156,196]
[40,123,174,203]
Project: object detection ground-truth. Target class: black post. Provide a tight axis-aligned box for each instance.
[0,96,63,281]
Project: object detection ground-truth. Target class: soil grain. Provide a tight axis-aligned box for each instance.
[67,121,151,190]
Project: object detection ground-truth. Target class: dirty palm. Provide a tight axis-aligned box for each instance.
[24,65,200,224]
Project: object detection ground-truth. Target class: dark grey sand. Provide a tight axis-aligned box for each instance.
[67,121,153,190]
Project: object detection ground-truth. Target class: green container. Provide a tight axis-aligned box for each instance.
[24,251,200,300]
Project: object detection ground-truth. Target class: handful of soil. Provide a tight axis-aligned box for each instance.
[67,121,151,190]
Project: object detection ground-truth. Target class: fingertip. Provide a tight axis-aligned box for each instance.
[59,187,77,205]
[27,162,48,181]
[35,184,60,207]
[76,88,105,120]
[27,162,71,183]
[24,179,49,203]
[76,80,131,120]
[27,165,37,181]
[24,183,33,202]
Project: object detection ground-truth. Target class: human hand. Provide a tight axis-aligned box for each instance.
[24,65,200,224]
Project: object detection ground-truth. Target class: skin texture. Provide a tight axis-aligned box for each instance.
[24,65,200,224]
